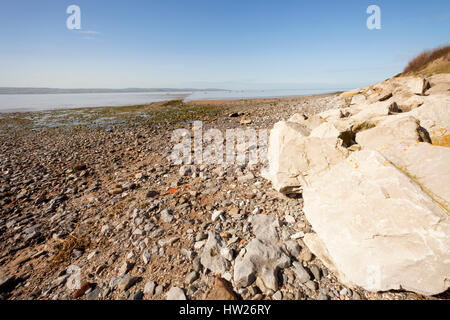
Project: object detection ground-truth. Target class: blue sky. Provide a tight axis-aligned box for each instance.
[0,0,448,89]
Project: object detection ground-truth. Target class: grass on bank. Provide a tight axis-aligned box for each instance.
[403,45,450,75]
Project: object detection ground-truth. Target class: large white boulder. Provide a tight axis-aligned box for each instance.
[264,121,349,193]
[406,76,429,95]
[396,95,425,112]
[380,142,450,211]
[351,93,367,105]
[365,83,394,103]
[407,95,450,146]
[309,122,342,139]
[287,113,322,132]
[264,74,450,295]
[302,150,450,296]
[350,100,401,124]
[356,115,429,151]
[426,74,450,95]
[355,115,450,209]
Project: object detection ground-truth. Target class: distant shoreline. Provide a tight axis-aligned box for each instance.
[0,89,346,113]
[0,91,340,132]
[0,87,228,95]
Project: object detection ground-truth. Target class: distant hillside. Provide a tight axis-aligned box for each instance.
[0,87,227,95]
[402,45,450,76]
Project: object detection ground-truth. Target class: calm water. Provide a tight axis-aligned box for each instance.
[184,89,340,101]
[0,92,190,113]
[0,89,342,113]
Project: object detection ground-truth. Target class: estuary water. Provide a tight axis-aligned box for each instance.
[0,88,343,113]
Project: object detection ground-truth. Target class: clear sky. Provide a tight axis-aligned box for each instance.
[0,0,448,90]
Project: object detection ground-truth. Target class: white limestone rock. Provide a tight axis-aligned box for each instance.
[302,150,450,296]
[264,121,349,194]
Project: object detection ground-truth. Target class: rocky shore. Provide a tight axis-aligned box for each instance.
[264,74,449,297]
[0,82,448,301]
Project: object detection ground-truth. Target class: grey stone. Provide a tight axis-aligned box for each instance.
[352,291,361,300]
[309,264,321,281]
[220,247,234,261]
[237,172,255,183]
[249,214,280,242]
[85,287,102,300]
[211,210,223,222]
[272,291,282,300]
[119,261,135,276]
[200,232,230,275]
[132,290,144,300]
[160,209,174,223]
[144,281,156,296]
[142,249,151,264]
[193,257,203,273]
[195,232,208,242]
[181,248,194,260]
[317,293,329,300]
[133,228,145,236]
[292,262,310,283]
[340,288,348,296]
[158,237,179,247]
[117,274,139,292]
[166,287,186,300]
[284,240,301,257]
[285,215,296,224]
[146,190,159,198]
[150,229,164,238]
[101,225,113,234]
[185,271,199,284]
[154,285,164,297]
[234,239,291,291]
[305,280,317,291]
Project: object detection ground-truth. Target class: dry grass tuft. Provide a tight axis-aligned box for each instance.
[51,234,90,266]
[403,45,450,74]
